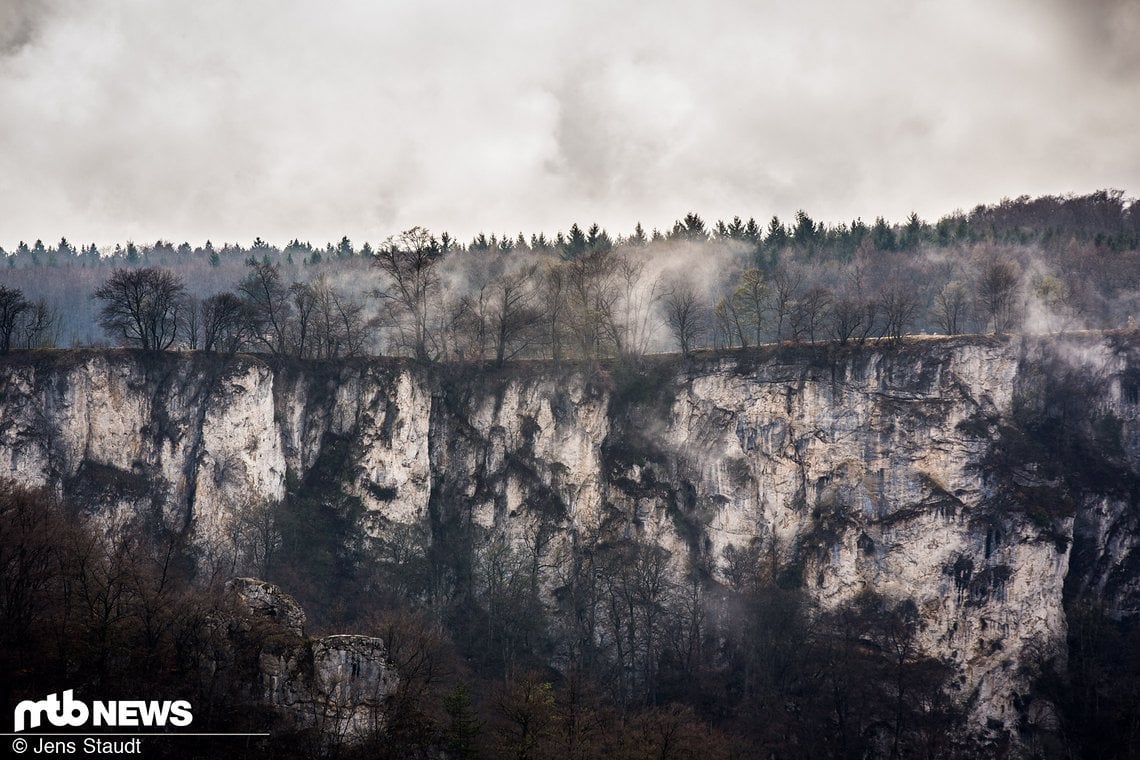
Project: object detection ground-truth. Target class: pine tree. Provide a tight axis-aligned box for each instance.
[586,223,612,253]
[871,217,896,251]
[337,236,353,257]
[629,222,648,247]
[443,684,482,759]
[564,224,588,258]
[766,216,788,249]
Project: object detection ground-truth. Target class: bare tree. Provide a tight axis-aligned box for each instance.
[731,268,769,347]
[770,264,804,341]
[328,286,370,358]
[372,227,445,361]
[201,292,249,353]
[879,282,921,342]
[228,499,281,578]
[489,262,542,364]
[182,297,202,350]
[0,285,30,352]
[19,300,56,349]
[830,295,867,345]
[271,275,374,359]
[289,280,319,357]
[542,261,567,362]
[93,267,185,351]
[1031,273,1075,334]
[447,288,488,361]
[611,256,663,360]
[361,609,461,754]
[932,281,970,335]
[598,541,675,705]
[663,279,705,356]
[713,296,747,349]
[564,247,620,361]
[238,261,292,355]
[976,256,1021,335]
[793,285,832,343]
[837,261,881,345]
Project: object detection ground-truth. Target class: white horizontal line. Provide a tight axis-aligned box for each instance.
[2,733,270,737]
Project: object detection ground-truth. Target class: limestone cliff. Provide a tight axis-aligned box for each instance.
[1,335,1137,742]
[225,577,396,738]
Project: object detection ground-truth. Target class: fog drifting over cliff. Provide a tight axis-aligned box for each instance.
[1,0,1138,247]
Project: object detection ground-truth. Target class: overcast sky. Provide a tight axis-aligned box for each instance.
[1,0,1138,249]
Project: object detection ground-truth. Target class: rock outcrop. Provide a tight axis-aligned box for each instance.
[225,577,395,737]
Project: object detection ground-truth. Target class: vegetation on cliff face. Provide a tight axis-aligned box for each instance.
[0,483,300,757]
[0,479,980,759]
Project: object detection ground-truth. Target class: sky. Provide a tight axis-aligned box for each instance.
[1,0,1138,249]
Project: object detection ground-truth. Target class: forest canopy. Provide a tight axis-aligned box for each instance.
[2,190,1138,359]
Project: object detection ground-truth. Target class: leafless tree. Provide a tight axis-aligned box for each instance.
[879,281,921,342]
[328,286,370,358]
[238,261,292,355]
[447,288,487,361]
[372,227,445,361]
[793,285,832,343]
[182,297,202,350]
[564,248,620,361]
[1031,274,1076,334]
[289,280,319,357]
[731,268,769,347]
[228,499,281,578]
[713,296,747,349]
[838,259,883,345]
[611,256,663,360]
[976,255,1021,335]
[830,295,867,345]
[770,264,804,341]
[491,674,556,758]
[201,292,250,353]
[542,261,568,362]
[932,281,970,335]
[19,300,56,349]
[0,285,30,352]
[93,267,185,351]
[489,262,543,364]
[360,609,460,753]
[663,279,705,356]
[599,541,675,705]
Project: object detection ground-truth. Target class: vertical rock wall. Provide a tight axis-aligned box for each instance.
[1,335,1138,737]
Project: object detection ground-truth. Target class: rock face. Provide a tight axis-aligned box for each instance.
[1,336,1138,740]
[229,577,307,636]
[226,577,396,737]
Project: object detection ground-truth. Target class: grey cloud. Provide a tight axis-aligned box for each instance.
[1059,0,1140,76]
[0,0,1137,249]
[0,0,49,55]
